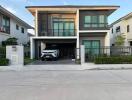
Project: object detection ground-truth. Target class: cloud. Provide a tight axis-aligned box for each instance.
[62,0,68,5]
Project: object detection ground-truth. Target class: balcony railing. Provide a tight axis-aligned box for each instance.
[39,29,76,36]
[83,23,109,29]
[0,26,10,34]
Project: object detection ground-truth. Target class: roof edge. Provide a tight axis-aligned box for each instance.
[26,5,120,8]
[110,12,132,27]
[0,5,33,29]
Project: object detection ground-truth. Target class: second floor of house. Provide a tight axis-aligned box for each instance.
[26,5,119,37]
[110,12,132,40]
[0,6,32,36]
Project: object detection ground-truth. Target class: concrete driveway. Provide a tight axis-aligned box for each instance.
[0,70,132,100]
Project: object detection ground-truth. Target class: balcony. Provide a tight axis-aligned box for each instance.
[38,29,76,36]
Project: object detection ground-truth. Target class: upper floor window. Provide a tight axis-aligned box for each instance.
[112,28,113,34]
[84,16,91,27]
[16,24,19,30]
[99,15,106,27]
[21,27,24,33]
[116,26,120,33]
[127,25,130,32]
[84,15,107,28]
[2,16,10,33]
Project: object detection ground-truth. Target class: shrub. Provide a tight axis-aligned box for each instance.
[0,58,9,66]
[94,56,132,64]
[2,37,17,46]
[0,46,6,58]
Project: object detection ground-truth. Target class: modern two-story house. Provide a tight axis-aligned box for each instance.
[26,5,119,60]
[110,12,132,46]
[0,5,33,45]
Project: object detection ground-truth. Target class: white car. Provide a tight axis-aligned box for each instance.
[41,49,59,60]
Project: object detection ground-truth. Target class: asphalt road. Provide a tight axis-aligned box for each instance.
[0,70,132,100]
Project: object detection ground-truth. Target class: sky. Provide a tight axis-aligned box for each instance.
[0,0,132,27]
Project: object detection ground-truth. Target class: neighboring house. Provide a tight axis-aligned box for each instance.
[0,5,33,45]
[26,5,119,59]
[110,12,132,46]
[27,29,35,42]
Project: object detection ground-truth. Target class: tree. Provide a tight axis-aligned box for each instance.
[115,35,125,46]
[2,37,18,46]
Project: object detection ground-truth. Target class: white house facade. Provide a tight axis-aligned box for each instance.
[0,6,33,45]
[110,12,132,46]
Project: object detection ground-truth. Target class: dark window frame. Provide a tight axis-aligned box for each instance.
[21,27,24,33]
[116,26,120,33]
[127,25,130,33]
[16,24,19,30]
[112,28,113,34]
[2,16,10,34]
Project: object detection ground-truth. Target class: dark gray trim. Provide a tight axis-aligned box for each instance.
[26,5,120,8]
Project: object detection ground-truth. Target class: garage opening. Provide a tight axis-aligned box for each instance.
[46,43,76,59]
[34,39,77,64]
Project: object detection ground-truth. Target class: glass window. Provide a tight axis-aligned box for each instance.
[84,15,107,28]
[53,23,59,36]
[116,26,120,33]
[99,15,105,23]
[127,25,130,32]
[92,16,98,27]
[59,22,63,36]
[21,27,24,33]
[92,16,98,23]
[85,16,91,23]
[2,16,10,33]
[99,15,106,27]
[69,23,74,36]
[16,24,19,30]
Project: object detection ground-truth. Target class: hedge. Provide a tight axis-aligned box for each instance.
[0,58,9,66]
[94,56,132,64]
[0,46,6,58]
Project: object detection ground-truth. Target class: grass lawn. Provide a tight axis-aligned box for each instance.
[24,58,36,65]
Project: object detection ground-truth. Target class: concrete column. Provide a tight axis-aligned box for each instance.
[6,45,24,66]
[81,45,85,64]
[105,31,110,55]
[41,41,46,53]
[76,9,80,59]
[30,37,35,59]
[35,9,38,37]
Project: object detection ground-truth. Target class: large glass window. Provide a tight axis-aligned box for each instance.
[82,40,100,55]
[53,18,75,36]
[84,15,107,28]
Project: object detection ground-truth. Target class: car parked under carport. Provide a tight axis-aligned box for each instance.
[34,39,77,64]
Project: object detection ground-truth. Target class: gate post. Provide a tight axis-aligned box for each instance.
[81,45,85,64]
[6,45,24,66]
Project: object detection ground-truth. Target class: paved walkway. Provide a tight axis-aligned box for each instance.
[0,70,132,100]
[1,63,132,71]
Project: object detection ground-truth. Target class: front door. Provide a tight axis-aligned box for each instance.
[82,40,100,62]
